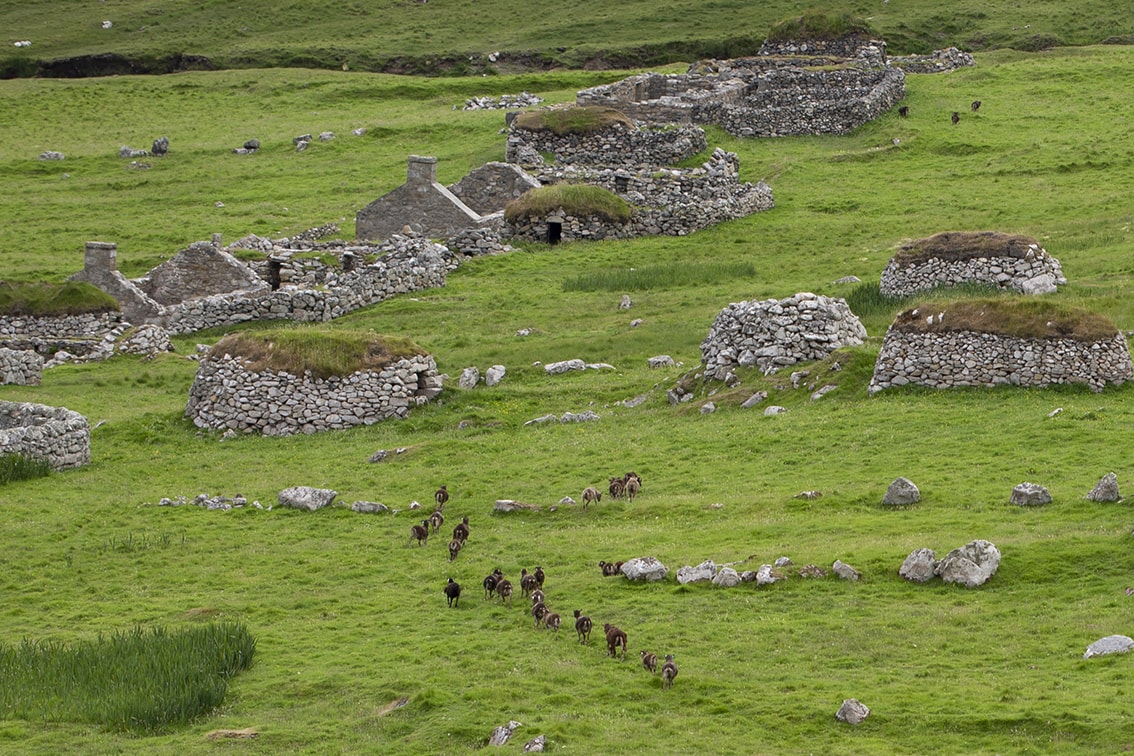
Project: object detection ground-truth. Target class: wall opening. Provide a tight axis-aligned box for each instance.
[547,222,562,246]
[267,258,283,291]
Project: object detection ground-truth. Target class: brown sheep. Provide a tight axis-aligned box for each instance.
[409,519,430,547]
[452,516,470,543]
[608,477,625,499]
[661,654,678,689]
[530,588,545,607]
[581,486,601,511]
[641,650,657,673]
[544,612,561,634]
[496,578,513,606]
[624,476,640,502]
[951,111,960,125]
[531,601,548,627]
[483,568,503,599]
[534,566,545,589]
[444,577,461,608]
[434,485,449,509]
[429,508,445,535]
[603,623,627,660]
[448,538,463,562]
[599,560,624,577]
[971,100,982,112]
[574,610,592,644]
[520,568,538,598]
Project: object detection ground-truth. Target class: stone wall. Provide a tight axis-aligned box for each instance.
[0,311,128,357]
[0,400,90,470]
[448,162,542,215]
[505,121,707,168]
[889,47,975,74]
[869,329,1133,394]
[879,243,1066,297]
[355,155,480,242]
[185,353,443,436]
[757,36,885,61]
[701,293,867,378]
[136,241,268,305]
[0,348,43,385]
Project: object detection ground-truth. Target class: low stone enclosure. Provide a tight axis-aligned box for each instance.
[0,346,43,385]
[185,333,443,436]
[879,231,1067,298]
[869,300,1133,394]
[576,36,909,138]
[504,114,707,169]
[701,293,867,379]
[0,400,90,470]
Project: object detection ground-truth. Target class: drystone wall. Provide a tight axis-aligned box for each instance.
[701,293,867,378]
[889,47,975,74]
[0,400,90,470]
[869,330,1133,394]
[757,36,886,61]
[879,245,1066,297]
[0,348,43,385]
[185,353,443,436]
[505,122,707,168]
[0,312,127,357]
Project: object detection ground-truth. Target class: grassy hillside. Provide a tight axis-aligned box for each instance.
[2,0,1134,76]
[2,41,1134,756]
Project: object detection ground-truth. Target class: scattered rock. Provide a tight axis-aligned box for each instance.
[118,145,148,158]
[629,318,643,327]
[882,477,920,506]
[319,131,335,141]
[899,548,937,582]
[833,275,861,284]
[151,136,169,156]
[1083,635,1134,659]
[494,499,541,513]
[793,490,822,500]
[836,699,870,725]
[755,564,784,585]
[243,139,260,151]
[764,405,788,416]
[459,366,480,389]
[712,566,741,587]
[488,720,522,746]
[648,355,676,369]
[485,364,506,387]
[1048,407,1064,417]
[798,564,827,578]
[790,370,810,388]
[351,501,389,514]
[277,486,337,511]
[741,391,768,408]
[1010,482,1051,507]
[700,402,715,414]
[810,384,838,401]
[39,151,65,161]
[621,556,669,582]
[522,735,546,752]
[832,559,861,581]
[1086,472,1120,502]
[774,556,792,567]
[936,539,1000,587]
[677,560,716,585]
[544,359,586,375]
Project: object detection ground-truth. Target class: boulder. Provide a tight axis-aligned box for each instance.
[522,734,546,752]
[883,477,921,506]
[488,720,522,746]
[243,138,260,151]
[1086,472,1121,502]
[544,359,586,375]
[741,391,768,408]
[936,539,1000,587]
[677,560,716,585]
[485,364,506,387]
[151,136,169,155]
[899,548,938,583]
[648,355,676,369]
[351,500,389,514]
[700,402,716,414]
[277,486,337,511]
[832,559,861,581]
[836,698,870,725]
[712,566,741,587]
[764,405,788,416]
[755,564,784,585]
[1083,635,1134,659]
[494,499,541,513]
[459,366,480,389]
[1010,481,1051,506]
[620,556,669,582]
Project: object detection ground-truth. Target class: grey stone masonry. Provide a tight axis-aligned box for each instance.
[0,311,127,358]
[185,353,443,436]
[869,329,1133,394]
[701,293,866,378]
[505,120,707,169]
[0,348,43,385]
[356,155,481,242]
[889,47,975,74]
[880,239,1066,298]
[0,400,90,470]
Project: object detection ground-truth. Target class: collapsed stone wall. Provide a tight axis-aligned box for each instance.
[889,47,975,74]
[0,348,43,385]
[757,36,885,61]
[0,311,128,357]
[0,400,90,470]
[185,353,443,436]
[505,149,773,243]
[879,242,1066,297]
[701,293,867,378]
[505,121,707,168]
[869,330,1133,394]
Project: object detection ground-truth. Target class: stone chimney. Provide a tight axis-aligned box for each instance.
[84,241,117,274]
[406,155,438,186]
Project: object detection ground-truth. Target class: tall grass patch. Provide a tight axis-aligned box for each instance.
[511,105,635,135]
[0,622,255,732]
[0,452,52,484]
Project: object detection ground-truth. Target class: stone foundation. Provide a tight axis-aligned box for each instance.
[0,400,90,470]
[880,236,1066,297]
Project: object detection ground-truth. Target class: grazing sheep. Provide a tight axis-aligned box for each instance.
[971,100,982,112]
[624,476,640,502]
[544,612,561,633]
[520,568,538,598]
[574,610,592,644]
[661,654,678,689]
[951,111,960,125]
[444,577,461,608]
[898,105,909,117]
[483,568,503,599]
[429,508,445,534]
[530,588,545,606]
[531,601,548,627]
[608,477,625,499]
[434,485,449,509]
[496,578,514,606]
[409,519,430,547]
[641,650,657,673]
[582,486,601,511]
[603,623,627,660]
[448,538,463,562]
[452,516,470,543]
[534,566,545,588]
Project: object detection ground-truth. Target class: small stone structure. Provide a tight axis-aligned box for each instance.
[185,351,442,436]
[701,292,866,379]
[0,309,129,359]
[869,310,1133,394]
[505,118,707,168]
[0,400,90,470]
[356,156,490,242]
[0,348,43,385]
[879,231,1066,298]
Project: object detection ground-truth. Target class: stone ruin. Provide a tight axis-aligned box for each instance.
[185,347,442,436]
[700,293,867,379]
[0,400,90,470]
[505,117,707,169]
[576,36,907,138]
[879,231,1067,298]
[0,346,43,385]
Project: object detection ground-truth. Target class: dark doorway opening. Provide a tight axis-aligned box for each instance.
[548,222,562,246]
[267,258,283,291]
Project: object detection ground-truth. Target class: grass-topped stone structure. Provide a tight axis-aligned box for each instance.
[185,329,442,436]
[0,278,125,358]
[869,299,1133,393]
[879,231,1067,298]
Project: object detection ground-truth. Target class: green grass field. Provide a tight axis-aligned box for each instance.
[2,9,1134,754]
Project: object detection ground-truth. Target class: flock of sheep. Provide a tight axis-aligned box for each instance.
[422,479,679,689]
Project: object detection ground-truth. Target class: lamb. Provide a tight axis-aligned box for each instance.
[448,538,463,562]
[520,568,538,598]
[608,477,625,499]
[496,578,514,606]
[971,100,982,112]
[574,610,592,644]
[581,486,601,511]
[429,508,445,534]
[661,654,678,689]
[603,623,627,660]
[531,601,548,627]
[444,577,461,608]
[452,516,470,543]
[434,485,449,508]
[544,612,561,633]
[483,568,503,599]
[898,105,909,117]
[951,111,960,125]
[640,650,657,673]
[533,566,545,589]
[409,519,430,547]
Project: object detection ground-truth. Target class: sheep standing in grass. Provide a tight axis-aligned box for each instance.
[599,560,624,577]
[452,516,470,543]
[531,601,548,627]
[625,476,640,502]
[483,568,503,599]
[496,578,514,606]
[661,654,678,689]
[520,569,538,598]
[444,578,461,608]
[534,566,545,589]
[448,538,463,562]
[530,589,545,607]
[574,610,592,644]
[603,623,627,660]
[608,477,625,499]
[641,650,657,673]
[544,612,561,634]
[582,486,601,511]
[434,485,449,508]
[429,508,445,535]
[409,519,430,547]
